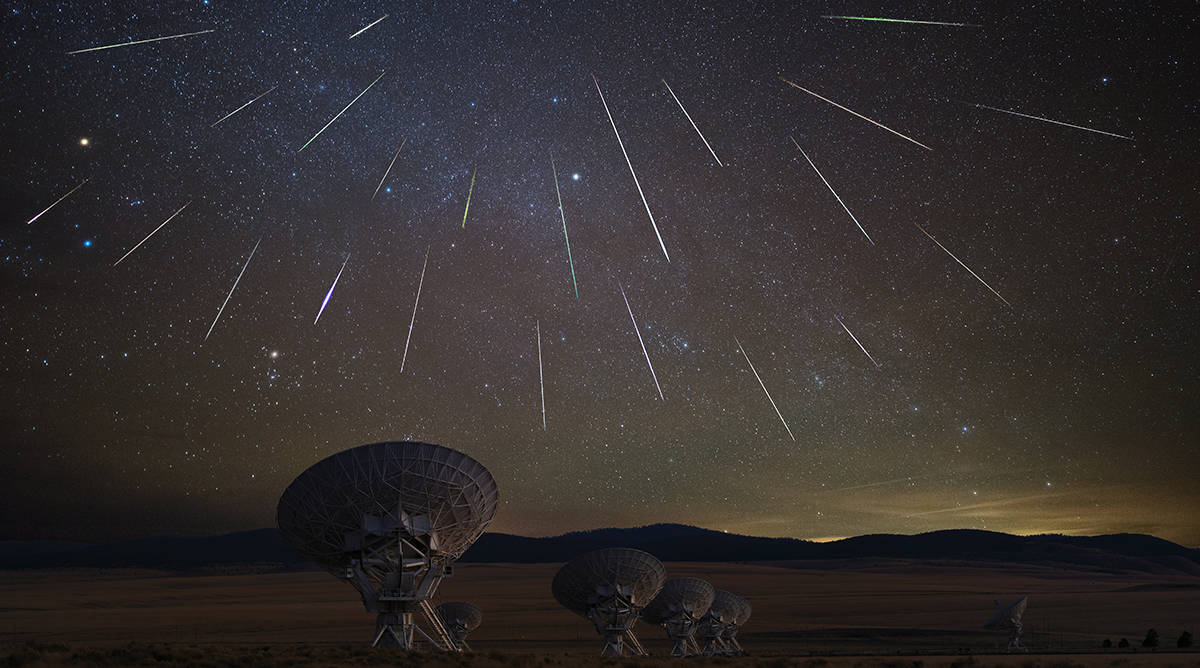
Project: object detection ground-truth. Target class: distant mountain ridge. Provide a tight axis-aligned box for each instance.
[2,524,1197,576]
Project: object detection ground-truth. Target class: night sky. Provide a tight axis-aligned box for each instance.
[2,2,1196,545]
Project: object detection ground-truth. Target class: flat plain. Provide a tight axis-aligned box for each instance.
[2,560,1198,666]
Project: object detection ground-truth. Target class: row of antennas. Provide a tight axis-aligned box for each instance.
[276,440,1023,655]
[552,547,752,657]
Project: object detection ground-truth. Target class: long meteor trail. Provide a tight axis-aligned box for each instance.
[780,76,933,151]
[348,14,388,39]
[68,29,214,55]
[662,79,723,166]
[593,74,670,262]
[372,138,407,200]
[25,179,88,225]
[298,71,386,152]
[915,223,1010,306]
[791,138,874,245]
[618,281,664,401]
[314,254,350,325]
[399,248,429,373]
[835,315,882,369]
[965,102,1133,140]
[536,319,546,430]
[211,85,277,127]
[113,201,191,266]
[821,15,981,27]
[460,167,476,228]
[734,336,795,442]
[550,155,579,298]
[205,238,261,342]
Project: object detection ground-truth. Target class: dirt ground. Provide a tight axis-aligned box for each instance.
[2,561,1198,665]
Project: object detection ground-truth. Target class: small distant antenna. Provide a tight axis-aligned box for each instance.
[435,601,483,651]
[984,596,1029,652]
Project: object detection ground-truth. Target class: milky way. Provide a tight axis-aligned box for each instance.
[2,2,1196,544]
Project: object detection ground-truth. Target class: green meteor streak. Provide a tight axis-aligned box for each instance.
[550,155,579,299]
[461,167,476,228]
[298,71,386,152]
[68,29,214,55]
[821,15,981,27]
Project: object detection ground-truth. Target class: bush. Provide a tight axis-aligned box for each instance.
[1179,630,1194,648]
[1118,638,1130,648]
[1142,628,1159,648]
[1102,638,1112,648]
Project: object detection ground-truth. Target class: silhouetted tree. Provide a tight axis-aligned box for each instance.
[1118,638,1130,648]
[1102,638,1112,648]
[1142,628,1159,648]
[1179,631,1194,648]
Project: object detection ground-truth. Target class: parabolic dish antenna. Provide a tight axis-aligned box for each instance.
[435,601,483,651]
[722,595,751,656]
[277,441,498,651]
[551,547,666,657]
[641,577,715,657]
[698,589,748,657]
[984,596,1029,652]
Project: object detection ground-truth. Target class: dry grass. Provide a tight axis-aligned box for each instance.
[1,562,1198,665]
[2,642,1199,668]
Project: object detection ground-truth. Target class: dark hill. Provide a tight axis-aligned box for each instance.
[1,524,1196,576]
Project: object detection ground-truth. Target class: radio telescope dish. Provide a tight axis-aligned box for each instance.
[277,441,498,651]
[698,589,747,657]
[435,601,483,651]
[984,596,1029,652]
[551,547,666,657]
[721,596,751,656]
[641,577,715,657]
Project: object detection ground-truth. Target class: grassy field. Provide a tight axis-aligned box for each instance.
[2,561,1198,666]
[2,642,1199,668]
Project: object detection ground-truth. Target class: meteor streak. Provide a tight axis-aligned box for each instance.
[210,85,277,128]
[25,179,88,225]
[965,102,1133,140]
[593,74,670,262]
[298,71,386,152]
[617,281,664,401]
[915,223,1011,306]
[835,315,881,369]
[372,138,407,200]
[662,79,723,166]
[780,76,933,151]
[205,238,261,342]
[536,319,546,430]
[821,15,981,27]
[460,167,476,228]
[791,138,874,245]
[550,154,579,298]
[348,14,388,39]
[68,29,214,55]
[113,201,191,267]
[314,254,350,325]
[734,336,795,442]
[399,248,429,373]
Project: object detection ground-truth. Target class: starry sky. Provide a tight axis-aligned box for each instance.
[2,2,1197,546]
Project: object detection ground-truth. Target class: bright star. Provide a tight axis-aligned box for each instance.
[571,173,580,181]
[79,138,89,146]
[83,240,93,247]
